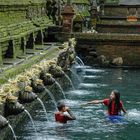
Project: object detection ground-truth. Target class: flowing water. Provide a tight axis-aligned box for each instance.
[76,56,85,66]
[10,67,140,140]
[64,73,75,90]
[45,88,58,111]
[55,80,66,99]
[37,98,49,121]
[8,124,17,140]
[70,69,81,83]
[24,109,38,138]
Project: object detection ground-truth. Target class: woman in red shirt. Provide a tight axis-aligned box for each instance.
[83,90,126,116]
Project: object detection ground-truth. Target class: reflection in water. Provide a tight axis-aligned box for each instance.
[13,68,140,140]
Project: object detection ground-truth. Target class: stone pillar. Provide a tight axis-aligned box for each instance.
[12,40,16,59]
[35,30,44,45]
[21,37,27,55]
[33,32,36,50]
[5,40,15,59]
[26,33,35,50]
[61,0,75,33]
[90,0,98,29]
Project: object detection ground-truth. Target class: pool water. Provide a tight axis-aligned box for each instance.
[11,67,140,140]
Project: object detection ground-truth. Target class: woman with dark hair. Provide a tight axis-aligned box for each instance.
[83,90,126,116]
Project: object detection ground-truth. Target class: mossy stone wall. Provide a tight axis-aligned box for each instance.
[0,0,53,65]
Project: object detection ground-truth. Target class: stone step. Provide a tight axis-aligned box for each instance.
[26,49,41,55]
[3,58,24,66]
[35,45,51,51]
[17,54,33,60]
[43,42,55,46]
[43,42,61,46]
[75,33,140,41]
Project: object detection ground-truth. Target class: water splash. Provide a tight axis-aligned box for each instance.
[126,109,140,123]
[45,88,58,111]
[83,75,102,79]
[70,69,81,83]
[84,69,105,73]
[24,109,38,138]
[37,98,49,121]
[64,72,75,90]
[76,56,84,66]
[74,65,91,69]
[8,124,17,140]
[67,90,91,96]
[55,81,66,99]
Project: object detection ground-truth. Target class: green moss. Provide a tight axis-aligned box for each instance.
[80,10,90,17]
[0,0,46,6]
[74,14,84,22]
[105,0,120,4]
[0,46,59,84]
[64,0,89,4]
[32,17,53,28]
[72,0,90,4]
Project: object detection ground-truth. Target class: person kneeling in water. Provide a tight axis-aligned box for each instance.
[55,101,76,123]
[83,90,127,116]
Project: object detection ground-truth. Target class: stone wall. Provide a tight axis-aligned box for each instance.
[0,0,55,66]
[103,5,140,18]
[75,33,140,67]
[96,21,140,34]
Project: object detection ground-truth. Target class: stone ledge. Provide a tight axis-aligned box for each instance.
[0,45,60,84]
[97,20,140,26]
[74,33,140,41]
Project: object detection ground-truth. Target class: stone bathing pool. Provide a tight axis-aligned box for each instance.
[5,66,140,140]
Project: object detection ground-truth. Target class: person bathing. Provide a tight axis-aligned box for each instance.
[55,101,76,123]
[83,90,126,116]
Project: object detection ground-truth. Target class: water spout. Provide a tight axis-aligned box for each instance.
[75,62,80,66]
[37,98,49,121]
[55,81,66,99]
[24,109,38,138]
[70,69,81,83]
[8,124,17,140]
[63,73,75,90]
[45,88,58,111]
[76,56,84,66]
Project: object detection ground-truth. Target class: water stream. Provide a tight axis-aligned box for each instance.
[70,69,81,83]
[45,88,58,111]
[37,98,49,121]
[8,124,17,140]
[76,56,85,66]
[24,109,38,138]
[55,80,66,99]
[64,72,75,90]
